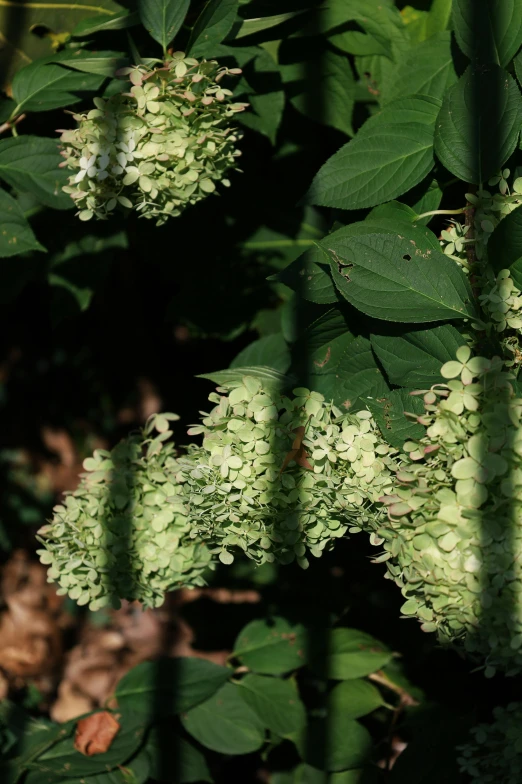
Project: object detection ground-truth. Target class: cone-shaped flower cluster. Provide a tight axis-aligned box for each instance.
[36,413,213,611]
[173,378,397,568]
[59,52,247,224]
[37,378,398,608]
[373,347,522,675]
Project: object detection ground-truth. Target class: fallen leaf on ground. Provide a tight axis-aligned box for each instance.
[74,710,120,756]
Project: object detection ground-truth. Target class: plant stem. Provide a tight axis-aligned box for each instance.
[415,207,466,221]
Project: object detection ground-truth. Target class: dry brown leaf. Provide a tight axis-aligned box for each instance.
[74,711,121,756]
[279,425,313,474]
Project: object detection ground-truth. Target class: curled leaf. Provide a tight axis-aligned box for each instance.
[74,710,120,756]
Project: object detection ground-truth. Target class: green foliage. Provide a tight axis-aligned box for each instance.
[6,0,522,779]
[138,0,190,52]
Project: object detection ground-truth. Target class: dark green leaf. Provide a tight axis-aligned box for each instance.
[198,366,289,388]
[382,32,456,104]
[323,232,477,323]
[488,204,522,285]
[371,324,467,387]
[0,189,45,258]
[145,727,212,783]
[233,46,285,144]
[233,12,304,40]
[114,658,230,720]
[28,744,150,782]
[328,679,385,720]
[138,0,190,51]
[306,123,434,210]
[181,683,265,755]
[230,333,290,372]
[280,44,355,136]
[26,712,145,778]
[189,0,238,57]
[292,309,389,412]
[310,628,393,680]
[11,61,103,115]
[72,10,140,36]
[452,0,522,67]
[365,95,441,128]
[51,50,128,77]
[315,0,410,61]
[0,136,71,210]
[297,714,372,772]
[237,674,306,737]
[366,390,425,449]
[276,246,338,305]
[434,65,522,184]
[232,617,307,674]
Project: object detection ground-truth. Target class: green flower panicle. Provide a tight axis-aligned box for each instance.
[372,348,522,675]
[59,52,248,224]
[36,413,214,611]
[36,379,398,610]
[173,377,398,568]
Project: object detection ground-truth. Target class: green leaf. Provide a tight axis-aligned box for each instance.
[50,50,128,77]
[310,628,393,680]
[233,12,304,40]
[30,744,151,783]
[11,60,103,115]
[0,189,45,258]
[328,679,385,720]
[315,0,410,61]
[408,178,443,225]
[323,232,477,323]
[279,43,355,136]
[237,674,306,737]
[0,0,124,90]
[292,308,389,412]
[426,0,452,37]
[72,10,140,37]
[371,324,467,387]
[138,0,190,51]
[365,95,441,129]
[230,333,290,372]
[26,712,146,778]
[145,727,212,783]
[382,32,456,105]
[434,64,522,185]
[232,617,307,674]
[296,715,372,772]
[181,683,265,755]
[366,390,425,449]
[114,658,230,721]
[275,246,338,305]
[188,0,238,57]
[198,366,289,388]
[234,47,285,144]
[306,123,434,211]
[452,0,522,67]
[487,204,522,285]
[0,136,71,210]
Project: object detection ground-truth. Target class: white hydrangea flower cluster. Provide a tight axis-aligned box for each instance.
[439,169,522,265]
[457,703,522,783]
[36,378,400,609]
[59,52,247,224]
[172,378,398,568]
[36,414,214,611]
[372,347,522,675]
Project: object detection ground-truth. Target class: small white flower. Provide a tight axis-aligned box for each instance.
[74,154,97,183]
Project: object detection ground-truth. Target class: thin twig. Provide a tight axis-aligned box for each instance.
[0,113,26,136]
